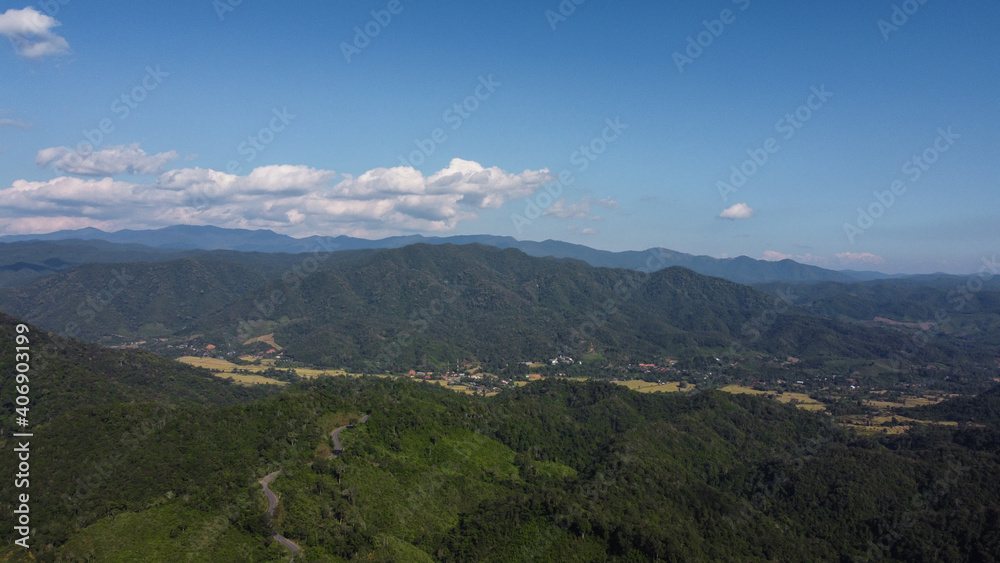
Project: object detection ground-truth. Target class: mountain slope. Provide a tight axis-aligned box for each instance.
[189,244,951,371]
[0,258,279,344]
[0,244,974,374]
[3,376,998,561]
[0,312,274,430]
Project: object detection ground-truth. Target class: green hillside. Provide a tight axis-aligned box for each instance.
[2,370,998,561]
[0,313,275,430]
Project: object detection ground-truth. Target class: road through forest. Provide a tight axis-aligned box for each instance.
[258,471,301,552]
[260,413,369,553]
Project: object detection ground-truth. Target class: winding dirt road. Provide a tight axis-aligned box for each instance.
[260,413,369,553]
[258,471,301,553]
[330,414,369,458]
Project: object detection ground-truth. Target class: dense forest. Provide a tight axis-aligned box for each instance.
[2,244,995,379]
[1,316,998,561]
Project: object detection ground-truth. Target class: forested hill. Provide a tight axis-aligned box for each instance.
[0,312,274,430]
[900,385,1000,427]
[192,243,964,371]
[0,244,973,374]
[1,375,997,561]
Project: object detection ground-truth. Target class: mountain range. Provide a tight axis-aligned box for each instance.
[0,225,896,285]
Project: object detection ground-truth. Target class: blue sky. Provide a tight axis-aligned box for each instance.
[1,0,997,273]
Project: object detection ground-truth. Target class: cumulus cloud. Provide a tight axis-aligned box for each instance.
[761,251,886,268]
[0,157,553,236]
[761,250,794,261]
[36,144,180,176]
[719,202,754,219]
[0,118,31,130]
[836,252,885,266]
[0,7,70,59]
[581,227,597,235]
[543,196,618,219]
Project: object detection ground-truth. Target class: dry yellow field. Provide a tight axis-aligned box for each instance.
[177,356,242,370]
[865,396,944,409]
[719,384,766,395]
[179,356,363,384]
[424,381,498,397]
[296,368,350,379]
[719,385,825,411]
[213,372,288,386]
[851,424,910,435]
[870,415,957,427]
[242,333,283,349]
[615,380,693,393]
[178,356,275,373]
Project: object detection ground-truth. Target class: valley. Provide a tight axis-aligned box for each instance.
[1,237,997,561]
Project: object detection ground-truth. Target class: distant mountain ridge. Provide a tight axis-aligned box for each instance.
[1,225,876,285]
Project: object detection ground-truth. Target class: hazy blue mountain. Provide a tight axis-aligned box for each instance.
[1,225,871,284]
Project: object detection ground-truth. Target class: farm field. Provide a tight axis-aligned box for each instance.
[214,373,288,386]
[614,380,693,394]
[719,385,826,411]
[177,356,355,386]
[864,396,949,409]
[242,333,283,349]
[423,379,499,396]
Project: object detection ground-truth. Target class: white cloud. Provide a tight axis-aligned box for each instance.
[36,144,179,176]
[761,251,827,265]
[0,158,553,236]
[761,250,794,261]
[581,227,597,235]
[0,7,70,59]
[0,118,31,130]
[761,251,886,268]
[836,252,885,266]
[719,202,754,219]
[543,196,618,219]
